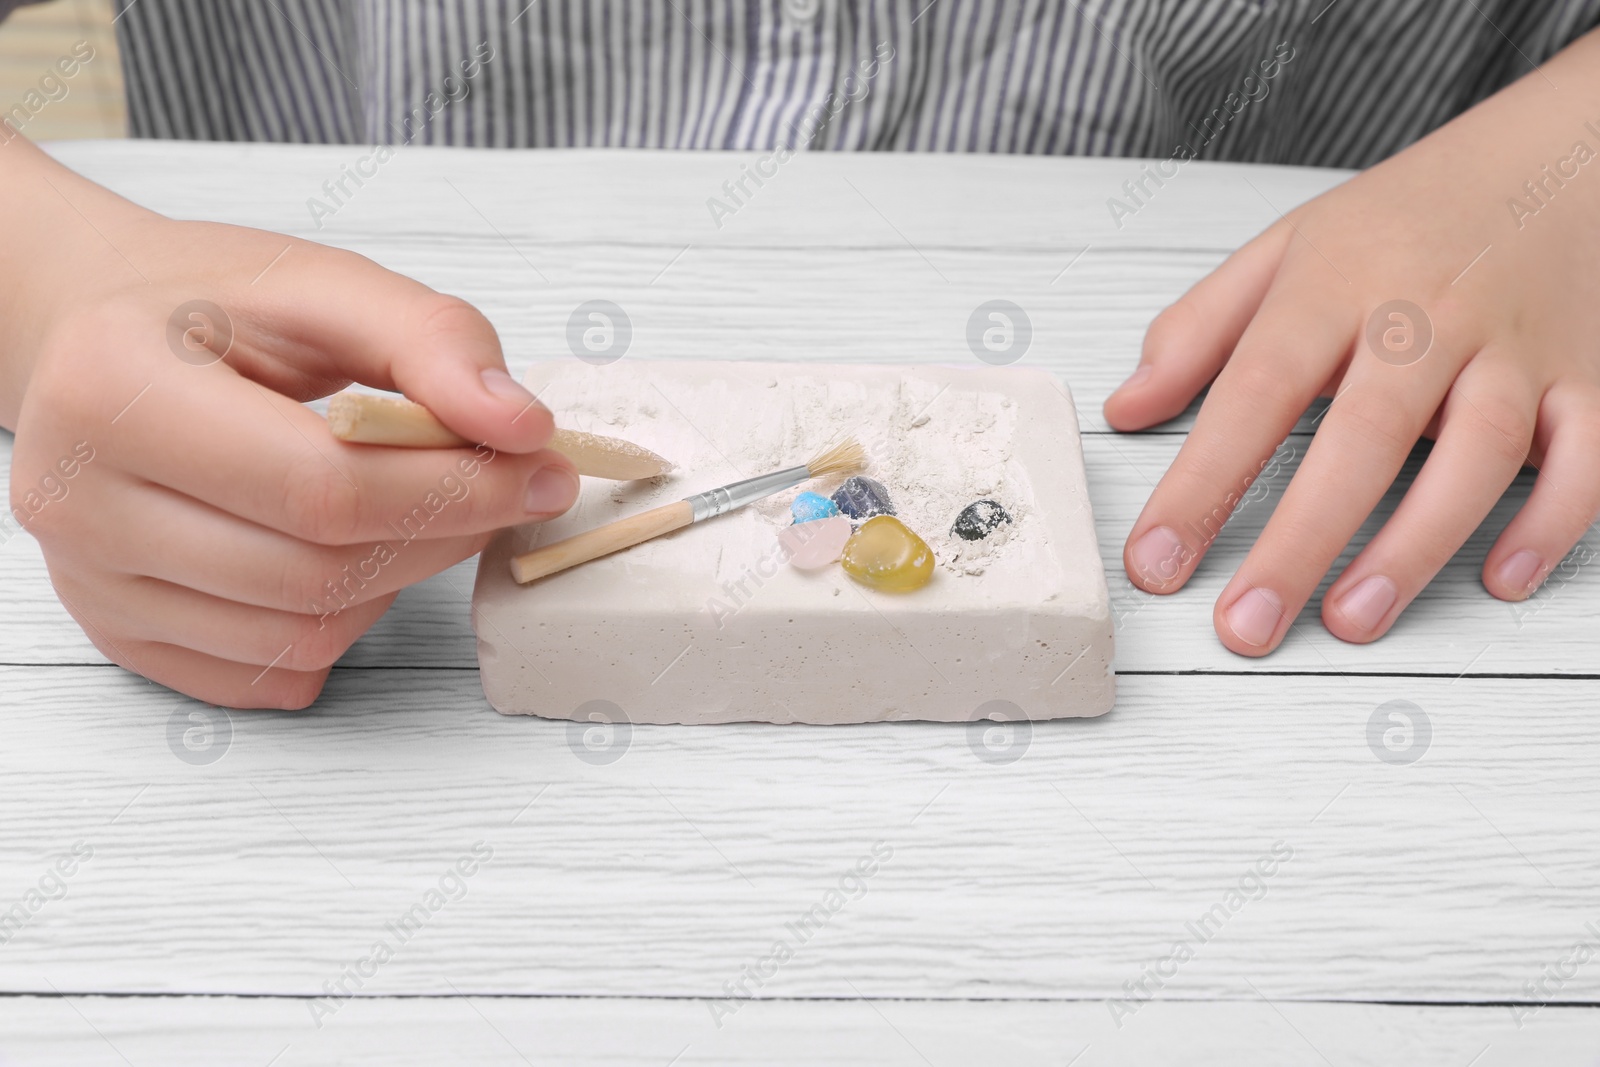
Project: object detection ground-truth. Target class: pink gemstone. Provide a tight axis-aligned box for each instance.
[779,515,852,570]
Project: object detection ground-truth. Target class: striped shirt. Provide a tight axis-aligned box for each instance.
[74,1,1600,167]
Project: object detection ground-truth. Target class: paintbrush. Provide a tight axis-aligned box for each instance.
[510,438,866,584]
[325,392,673,481]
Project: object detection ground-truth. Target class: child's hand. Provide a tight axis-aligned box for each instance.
[4,142,577,708]
[1105,31,1600,655]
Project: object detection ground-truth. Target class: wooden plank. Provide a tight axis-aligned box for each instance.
[1,666,1596,1001]
[1,995,1596,1067]
[45,140,1347,257]
[4,430,1592,673]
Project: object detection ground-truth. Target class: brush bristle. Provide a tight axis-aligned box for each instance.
[804,437,867,479]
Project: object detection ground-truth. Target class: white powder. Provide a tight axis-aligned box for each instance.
[542,365,1036,578]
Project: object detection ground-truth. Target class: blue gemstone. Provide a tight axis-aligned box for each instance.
[830,476,896,521]
[952,499,1011,541]
[790,491,841,524]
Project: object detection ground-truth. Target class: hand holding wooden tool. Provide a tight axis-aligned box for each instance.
[325,392,672,481]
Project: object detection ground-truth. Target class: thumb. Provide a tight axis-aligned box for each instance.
[235,239,554,453]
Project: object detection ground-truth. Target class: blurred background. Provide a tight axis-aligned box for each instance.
[0,0,123,139]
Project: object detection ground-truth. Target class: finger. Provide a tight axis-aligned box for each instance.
[45,568,329,709]
[1105,222,1291,431]
[1211,344,1462,655]
[1322,363,1536,642]
[73,479,486,612]
[1123,282,1354,594]
[1483,384,1600,601]
[125,639,332,710]
[94,572,395,671]
[105,365,579,544]
[223,239,556,454]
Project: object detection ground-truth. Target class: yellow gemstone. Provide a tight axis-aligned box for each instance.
[841,515,935,592]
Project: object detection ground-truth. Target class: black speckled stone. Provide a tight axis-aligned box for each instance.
[830,476,896,521]
[952,499,1012,541]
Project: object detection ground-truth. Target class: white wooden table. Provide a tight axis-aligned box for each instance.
[3,142,1597,1065]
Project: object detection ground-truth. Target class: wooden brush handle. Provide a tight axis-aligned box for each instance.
[511,500,694,584]
[327,393,469,448]
[325,392,672,480]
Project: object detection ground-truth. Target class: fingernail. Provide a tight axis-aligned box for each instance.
[1225,586,1284,647]
[1497,549,1542,598]
[525,466,579,516]
[1129,525,1188,587]
[1336,575,1397,632]
[1116,365,1154,394]
[482,367,539,408]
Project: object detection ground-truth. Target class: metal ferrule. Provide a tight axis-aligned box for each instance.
[685,465,810,522]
